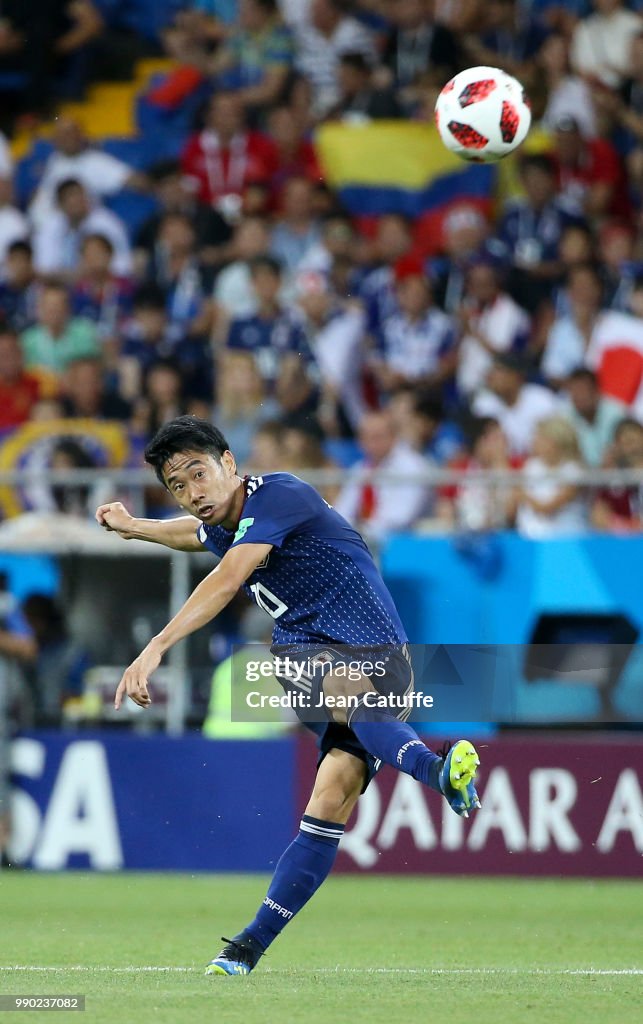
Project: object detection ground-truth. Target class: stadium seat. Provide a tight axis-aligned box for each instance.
[104,190,159,239]
[323,439,362,468]
[15,140,55,208]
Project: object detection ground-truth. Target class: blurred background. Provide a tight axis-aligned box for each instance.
[0,0,642,879]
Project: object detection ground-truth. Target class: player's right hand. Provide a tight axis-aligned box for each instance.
[95,501,136,539]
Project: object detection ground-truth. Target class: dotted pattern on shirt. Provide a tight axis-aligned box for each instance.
[203,527,406,647]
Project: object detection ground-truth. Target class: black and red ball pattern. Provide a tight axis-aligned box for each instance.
[458,79,496,108]
[500,100,519,143]
[447,120,489,150]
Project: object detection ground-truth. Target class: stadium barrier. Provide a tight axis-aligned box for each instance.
[6,731,643,877]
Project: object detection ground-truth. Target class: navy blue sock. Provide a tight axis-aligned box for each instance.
[242,816,344,951]
[347,695,442,792]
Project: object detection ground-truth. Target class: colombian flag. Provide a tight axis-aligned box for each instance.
[314,121,496,254]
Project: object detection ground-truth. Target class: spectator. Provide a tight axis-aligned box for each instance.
[0,241,39,332]
[226,255,308,384]
[0,328,44,430]
[266,105,323,197]
[456,259,531,399]
[605,31,643,199]
[334,409,433,541]
[118,285,175,400]
[538,31,597,139]
[430,204,490,313]
[541,263,604,386]
[550,114,629,220]
[131,359,194,440]
[149,213,214,341]
[71,234,134,341]
[135,160,233,273]
[60,356,131,421]
[571,0,641,89]
[28,118,145,229]
[299,213,356,276]
[597,220,641,312]
[382,0,458,94]
[514,416,588,538]
[215,349,280,465]
[463,0,546,84]
[273,351,320,426]
[373,257,457,394]
[20,283,100,379]
[213,0,295,114]
[564,367,626,466]
[293,269,366,433]
[213,215,272,320]
[33,178,133,279]
[19,594,92,724]
[245,418,287,473]
[291,0,377,117]
[388,386,465,463]
[436,416,519,531]
[180,91,279,218]
[0,174,28,267]
[591,417,643,531]
[360,213,415,335]
[499,154,581,313]
[269,176,322,275]
[327,51,403,120]
[48,438,101,517]
[473,353,562,456]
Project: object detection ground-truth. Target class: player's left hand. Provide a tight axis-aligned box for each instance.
[115,641,163,710]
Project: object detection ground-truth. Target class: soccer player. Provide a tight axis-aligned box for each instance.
[96,416,481,976]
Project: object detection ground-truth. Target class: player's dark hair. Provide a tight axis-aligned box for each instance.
[145,416,231,485]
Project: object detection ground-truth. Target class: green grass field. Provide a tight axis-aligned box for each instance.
[1,873,642,1024]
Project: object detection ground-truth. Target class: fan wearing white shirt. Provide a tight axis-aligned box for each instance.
[456,259,531,398]
[33,179,133,280]
[373,258,457,394]
[570,0,642,89]
[473,353,563,456]
[514,416,588,539]
[292,0,377,115]
[28,118,146,230]
[542,263,605,387]
[334,409,433,542]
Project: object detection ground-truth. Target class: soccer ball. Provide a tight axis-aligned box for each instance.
[434,66,531,163]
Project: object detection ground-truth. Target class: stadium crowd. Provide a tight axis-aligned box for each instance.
[0,0,641,541]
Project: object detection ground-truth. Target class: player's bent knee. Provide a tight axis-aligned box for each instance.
[305,749,365,824]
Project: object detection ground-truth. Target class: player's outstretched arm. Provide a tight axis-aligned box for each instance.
[95,501,203,551]
[114,542,273,709]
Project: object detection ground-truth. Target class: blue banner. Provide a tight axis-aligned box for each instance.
[9,732,296,871]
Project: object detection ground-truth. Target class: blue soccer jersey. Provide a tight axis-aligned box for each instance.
[197,473,407,647]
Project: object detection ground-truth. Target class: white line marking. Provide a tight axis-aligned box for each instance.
[0,967,642,976]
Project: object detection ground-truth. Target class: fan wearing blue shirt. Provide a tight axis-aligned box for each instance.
[96,416,481,976]
[226,255,309,384]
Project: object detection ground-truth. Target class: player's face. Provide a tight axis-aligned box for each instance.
[163,449,242,527]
